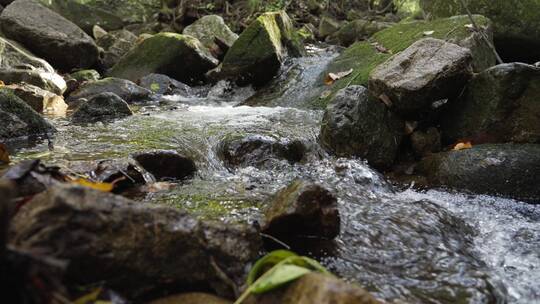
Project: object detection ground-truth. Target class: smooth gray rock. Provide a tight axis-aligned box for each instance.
[67,77,152,104]
[71,92,133,124]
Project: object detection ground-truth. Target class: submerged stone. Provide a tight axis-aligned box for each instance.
[369,38,473,119]
[441,63,540,144]
[416,144,540,202]
[10,185,262,299]
[108,33,218,85]
[0,0,99,71]
[71,92,133,124]
[263,180,340,239]
[319,86,403,170]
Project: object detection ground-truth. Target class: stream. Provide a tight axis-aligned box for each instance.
[8,48,540,304]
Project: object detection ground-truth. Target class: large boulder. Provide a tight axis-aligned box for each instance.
[219,11,305,86]
[0,69,66,95]
[262,180,340,240]
[95,29,137,69]
[316,15,495,108]
[10,185,262,299]
[40,0,124,34]
[0,89,55,140]
[183,15,238,59]
[0,0,99,71]
[217,134,307,169]
[420,0,540,62]
[67,77,152,104]
[416,144,540,202]
[108,33,218,85]
[71,92,133,124]
[0,36,55,73]
[441,63,540,144]
[369,38,473,119]
[246,273,380,304]
[319,86,403,170]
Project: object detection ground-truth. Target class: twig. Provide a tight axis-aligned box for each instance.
[260,233,291,249]
[458,0,503,64]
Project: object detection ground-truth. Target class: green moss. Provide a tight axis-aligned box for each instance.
[316,15,491,107]
[108,33,216,84]
[70,69,100,82]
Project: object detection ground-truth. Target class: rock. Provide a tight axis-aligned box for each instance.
[263,180,340,239]
[369,38,473,119]
[329,19,394,47]
[69,69,101,82]
[108,33,218,85]
[133,150,197,181]
[0,69,66,95]
[416,144,540,202]
[0,89,55,140]
[0,0,99,71]
[138,73,195,96]
[0,36,56,73]
[41,0,123,34]
[183,15,238,59]
[217,135,307,169]
[71,93,133,124]
[10,185,262,298]
[67,159,145,193]
[318,16,341,39]
[71,0,161,24]
[219,11,305,86]
[67,77,152,104]
[3,83,67,115]
[410,127,441,157]
[149,293,232,304]
[420,0,540,63]
[316,15,495,108]
[95,29,137,69]
[441,63,540,144]
[319,86,403,170]
[246,273,380,304]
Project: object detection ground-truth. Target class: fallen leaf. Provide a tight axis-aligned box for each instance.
[0,80,4,87]
[453,141,472,151]
[71,178,114,192]
[324,69,353,85]
[423,30,435,36]
[0,143,10,164]
[378,93,393,107]
[371,42,391,54]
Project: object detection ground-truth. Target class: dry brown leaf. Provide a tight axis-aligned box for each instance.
[0,143,10,164]
[378,93,393,107]
[372,42,391,54]
[453,141,473,151]
[324,68,353,85]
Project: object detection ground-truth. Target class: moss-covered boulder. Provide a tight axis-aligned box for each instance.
[369,38,473,119]
[315,15,494,108]
[441,63,540,144]
[71,92,133,124]
[69,69,100,82]
[183,15,238,59]
[420,0,540,62]
[108,33,218,85]
[220,11,305,86]
[416,144,540,202]
[0,36,55,73]
[40,0,123,34]
[67,77,152,104]
[0,69,66,95]
[0,0,99,71]
[0,89,55,140]
[329,19,394,47]
[320,86,403,170]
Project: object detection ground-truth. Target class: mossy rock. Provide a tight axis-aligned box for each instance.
[220,11,305,86]
[313,15,494,108]
[70,69,101,82]
[72,0,161,24]
[108,33,218,85]
[40,0,124,34]
[183,15,238,51]
[420,0,540,62]
[0,88,56,140]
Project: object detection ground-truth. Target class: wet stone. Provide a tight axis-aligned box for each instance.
[133,150,197,181]
[67,77,153,104]
[71,92,133,124]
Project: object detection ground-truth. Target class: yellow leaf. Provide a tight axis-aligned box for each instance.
[74,288,102,304]
[0,80,4,87]
[324,69,353,85]
[72,178,114,192]
[0,143,10,164]
[453,141,472,151]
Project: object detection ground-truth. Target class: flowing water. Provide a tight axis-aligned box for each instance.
[8,47,540,304]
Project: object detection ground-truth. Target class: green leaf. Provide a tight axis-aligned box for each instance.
[250,264,311,294]
[247,250,298,285]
